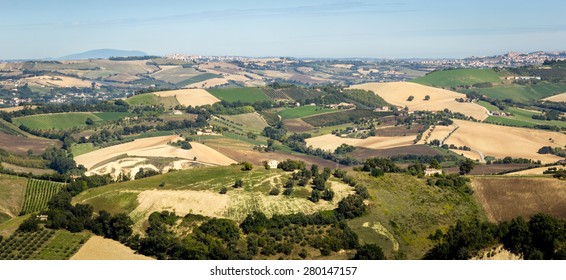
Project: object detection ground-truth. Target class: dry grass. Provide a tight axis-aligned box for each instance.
[472,176,566,222]
[472,245,522,260]
[0,174,27,218]
[0,106,37,113]
[418,124,458,145]
[129,181,353,230]
[446,119,566,163]
[76,135,236,178]
[351,82,488,120]
[71,236,153,260]
[23,75,93,88]
[543,92,566,102]
[185,77,229,88]
[504,165,561,176]
[153,89,220,107]
[305,134,415,152]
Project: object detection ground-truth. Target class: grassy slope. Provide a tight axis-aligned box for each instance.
[207,87,271,103]
[13,112,130,130]
[485,107,566,128]
[467,82,566,102]
[348,173,484,259]
[73,166,287,214]
[217,113,269,134]
[176,73,222,87]
[278,106,335,120]
[126,93,160,106]
[0,174,28,222]
[413,68,502,88]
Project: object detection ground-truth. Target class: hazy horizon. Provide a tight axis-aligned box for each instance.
[2,0,566,60]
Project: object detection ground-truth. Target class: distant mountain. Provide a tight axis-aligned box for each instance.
[58,49,147,60]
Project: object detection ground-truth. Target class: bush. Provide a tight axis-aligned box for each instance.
[269,188,280,196]
[352,244,386,260]
[219,187,228,194]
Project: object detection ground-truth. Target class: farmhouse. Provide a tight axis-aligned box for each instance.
[267,160,279,169]
[425,168,442,176]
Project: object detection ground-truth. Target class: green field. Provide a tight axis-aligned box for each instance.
[71,143,96,156]
[13,112,131,130]
[20,179,66,215]
[0,229,90,260]
[217,113,269,133]
[302,109,392,127]
[176,73,222,87]
[476,100,499,111]
[207,87,271,103]
[0,174,27,223]
[485,106,566,128]
[467,82,566,102]
[126,93,160,106]
[278,106,334,120]
[348,173,484,259]
[413,68,503,88]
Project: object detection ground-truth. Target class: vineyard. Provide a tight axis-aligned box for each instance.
[0,229,89,260]
[302,109,393,127]
[20,179,66,215]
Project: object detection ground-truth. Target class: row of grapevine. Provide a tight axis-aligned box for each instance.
[20,179,66,215]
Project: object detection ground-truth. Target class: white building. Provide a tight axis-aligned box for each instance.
[267,160,279,169]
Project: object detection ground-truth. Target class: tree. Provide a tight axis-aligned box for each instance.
[429,159,441,169]
[335,195,367,219]
[242,162,253,171]
[353,244,386,260]
[458,158,476,175]
[219,187,228,194]
[233,179,243,188]
[424,95,430,101]
[309,189,321,202]
[240,212,268,234]
[85,118,95,125]
[18,217,39,232]
[407,96,414,101]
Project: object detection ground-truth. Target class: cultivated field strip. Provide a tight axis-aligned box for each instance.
[20,179,66,214]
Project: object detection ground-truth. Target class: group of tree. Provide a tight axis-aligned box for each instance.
[425,213,566,260]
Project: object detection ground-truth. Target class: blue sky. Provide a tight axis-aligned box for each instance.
[1,0,565,59]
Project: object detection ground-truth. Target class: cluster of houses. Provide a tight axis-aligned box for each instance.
[325,102,356,110]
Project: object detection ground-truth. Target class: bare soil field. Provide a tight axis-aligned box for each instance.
[375,124,423,137]
[305,134,415,152]
[0,163,55,176]
[0,131,60,155]
[202,137,341,169]
[351,82,488,120]
[71,236,153,260]
[472,176,566,222]
[284,119,315,133]
[542,92,566,102]
[153,89,220,107]
[445,119,566,164]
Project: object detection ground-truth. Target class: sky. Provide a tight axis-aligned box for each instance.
[1,0,565,59]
